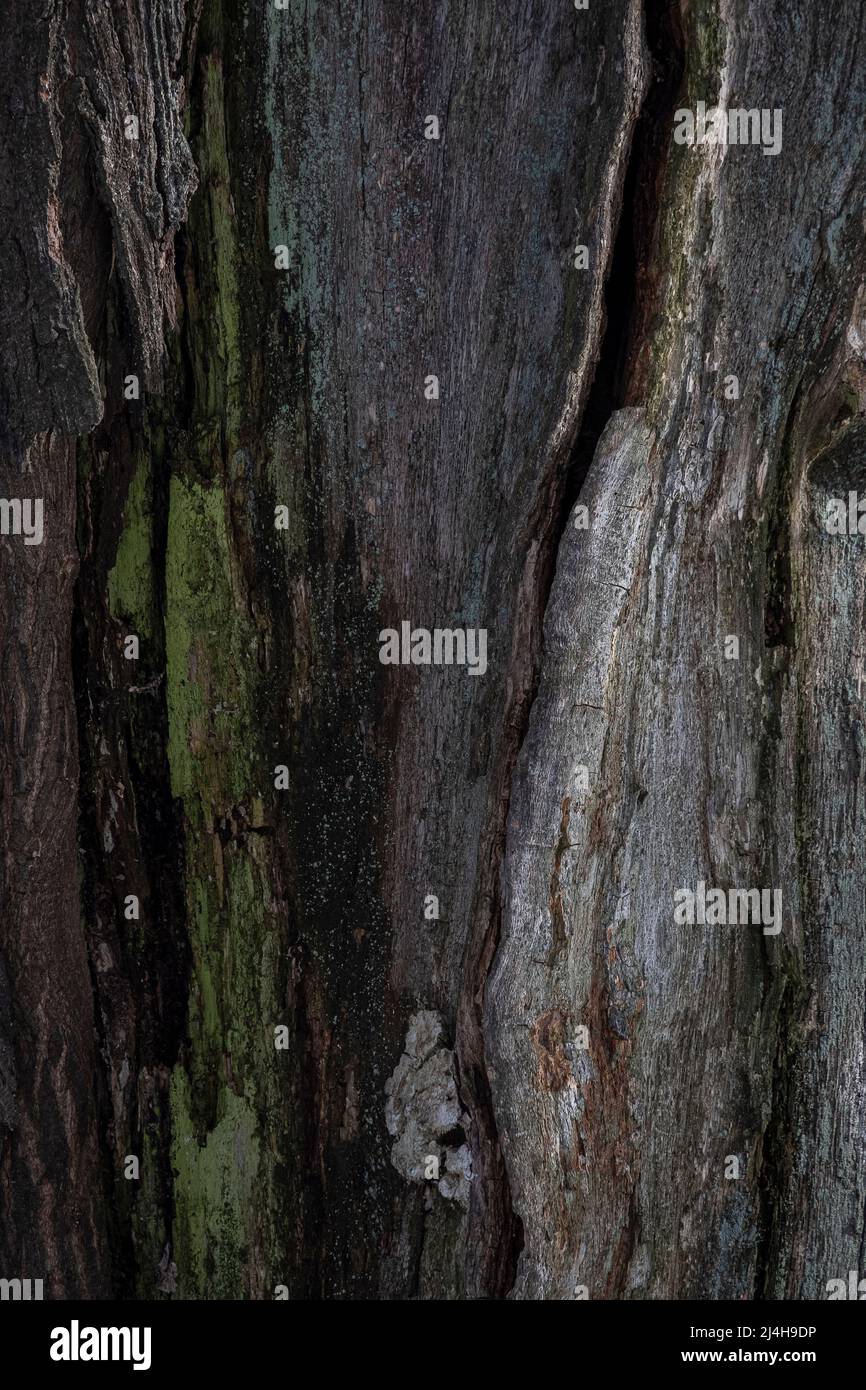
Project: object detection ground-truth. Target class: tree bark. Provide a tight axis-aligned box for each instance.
[1,0,864,1300]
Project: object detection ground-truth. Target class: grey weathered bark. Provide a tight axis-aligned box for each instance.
[489,1,866,1298]
[1,0,864,1301]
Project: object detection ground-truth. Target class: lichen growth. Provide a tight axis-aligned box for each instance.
[107,452,157,641]
[169,1070,261,1298]
[162,466,283,1295]
[385,1010,474,1210]
[164,473,260,810]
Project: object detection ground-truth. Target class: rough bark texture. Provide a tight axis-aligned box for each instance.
[1,0,864,1301]
[489,1,866,1299]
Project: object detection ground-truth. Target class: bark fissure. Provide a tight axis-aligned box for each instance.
[564,0,685,526]
[453,0,680,1300]
[475,0,678,1261]
[439,0,656,1298]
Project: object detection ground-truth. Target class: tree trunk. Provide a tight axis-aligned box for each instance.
[1,0,864,1300]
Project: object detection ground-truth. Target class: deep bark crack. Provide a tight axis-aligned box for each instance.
[459,0,687,1300]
